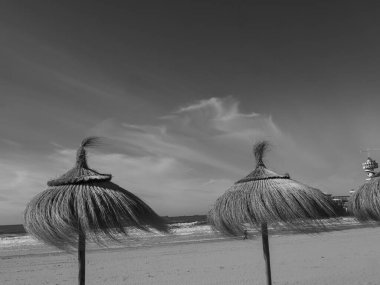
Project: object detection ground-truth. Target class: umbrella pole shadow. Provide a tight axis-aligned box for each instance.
[261,222,272,285]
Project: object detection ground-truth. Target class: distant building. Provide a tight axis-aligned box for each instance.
[332,195,349,208]
[330,195,351,216]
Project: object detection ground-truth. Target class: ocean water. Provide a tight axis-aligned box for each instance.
[0,218,371,259]
[0,221,226,259]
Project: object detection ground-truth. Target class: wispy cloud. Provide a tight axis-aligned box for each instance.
[83,97,290,215]
[0,97,333,224]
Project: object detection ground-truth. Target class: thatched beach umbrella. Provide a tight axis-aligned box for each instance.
[348,171,380,221]
[24,137,168,285]
[208,141,336,285]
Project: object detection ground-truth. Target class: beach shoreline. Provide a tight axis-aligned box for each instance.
[1,226,380,285]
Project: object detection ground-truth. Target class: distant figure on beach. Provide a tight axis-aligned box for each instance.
[243,230,248,240]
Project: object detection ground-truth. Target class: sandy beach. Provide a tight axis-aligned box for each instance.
[1,226,380,285]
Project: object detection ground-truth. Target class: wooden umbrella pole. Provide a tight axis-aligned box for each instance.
[261,222,272,285]
[78,226,86,285]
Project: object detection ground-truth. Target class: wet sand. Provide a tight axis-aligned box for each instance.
[1,227,380,285]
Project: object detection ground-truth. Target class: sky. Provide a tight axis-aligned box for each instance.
[1,1,380,224]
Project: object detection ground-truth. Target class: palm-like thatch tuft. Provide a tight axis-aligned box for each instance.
[208,141,336,236]
[24,137,168,251]
[348,174,380,221]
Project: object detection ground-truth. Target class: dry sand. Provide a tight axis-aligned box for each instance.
[1,227,380,285]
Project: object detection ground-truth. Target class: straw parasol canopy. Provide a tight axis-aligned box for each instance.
[348,172,380,221]
[208,141,337,285]
[24,137,168,285]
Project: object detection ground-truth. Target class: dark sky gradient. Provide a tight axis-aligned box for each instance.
[1,1,380,224]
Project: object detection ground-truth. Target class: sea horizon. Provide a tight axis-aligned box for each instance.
[0,214,208,235]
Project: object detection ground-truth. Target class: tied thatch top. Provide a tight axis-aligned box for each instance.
[48,137,111,186]
[208,141,337,236]
[24,137,168,251]
[236,142,290,183]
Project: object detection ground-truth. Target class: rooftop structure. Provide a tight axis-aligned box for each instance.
[362,157,378,180]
